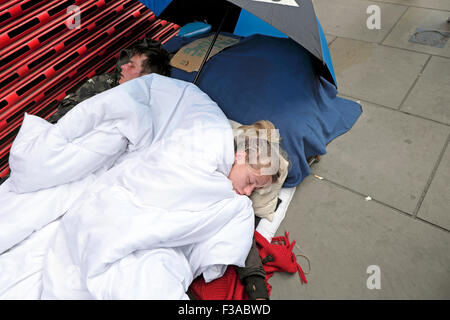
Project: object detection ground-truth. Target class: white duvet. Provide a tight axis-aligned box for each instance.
[0,74,254,299]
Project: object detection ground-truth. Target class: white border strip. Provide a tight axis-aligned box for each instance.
[256,186,297,242]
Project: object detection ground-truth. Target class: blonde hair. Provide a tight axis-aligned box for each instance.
[233,120,287,184]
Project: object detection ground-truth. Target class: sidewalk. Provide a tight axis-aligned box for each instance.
[271,0,450,299]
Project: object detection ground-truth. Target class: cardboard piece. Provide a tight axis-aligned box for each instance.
[170,34,240,73]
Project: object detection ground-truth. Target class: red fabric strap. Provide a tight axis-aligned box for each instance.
[189,230,307,300]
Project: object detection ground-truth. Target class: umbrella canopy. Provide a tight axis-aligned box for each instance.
[138,0,336,86]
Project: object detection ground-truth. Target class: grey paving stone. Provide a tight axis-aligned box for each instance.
[312,0,407,43]
[325,34,337,45]
[402,56,450,125]
[418,143,450,230]
[269,176,450,299]
[382,7,450,57]
[330,37,429,108]
[372,0,450,11]
[312,100,449,214]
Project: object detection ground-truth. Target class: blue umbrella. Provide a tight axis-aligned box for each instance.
[138,0,336,87]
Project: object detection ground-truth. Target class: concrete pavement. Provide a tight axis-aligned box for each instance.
[270,0,450,299]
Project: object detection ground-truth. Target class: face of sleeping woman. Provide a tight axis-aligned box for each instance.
[228,152,272,196]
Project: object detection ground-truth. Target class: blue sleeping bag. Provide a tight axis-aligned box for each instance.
[163,34,362,188]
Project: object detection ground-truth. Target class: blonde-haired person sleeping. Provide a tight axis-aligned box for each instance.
[224,120,288,301]
[229,120,289,220]
[229,120,282,196]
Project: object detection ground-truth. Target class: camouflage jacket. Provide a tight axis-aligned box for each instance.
[48,72,119,124]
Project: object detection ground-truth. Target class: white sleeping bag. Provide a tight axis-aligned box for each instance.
[2,74,254,299]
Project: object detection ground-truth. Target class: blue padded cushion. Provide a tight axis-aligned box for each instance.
[163,34,362,187]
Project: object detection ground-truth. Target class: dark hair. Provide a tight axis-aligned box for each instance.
[129,39,171,77]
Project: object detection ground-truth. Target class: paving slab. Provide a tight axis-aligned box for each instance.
[382,7,450,58]
[329,37,429,108]
[417,143,450,230]
[325,34,337,45]
[372,0,450,11]
[312,100,449,215]
[402,56,450,125]
[269,176,450,299]
[312,0,407,43]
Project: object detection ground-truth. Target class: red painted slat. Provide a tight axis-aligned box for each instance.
[0,0,142,96]
[0,0,92,50]
[0,0,104,71]
[0,0,131,88]
[0,1,146,109]
[0,0,21,12]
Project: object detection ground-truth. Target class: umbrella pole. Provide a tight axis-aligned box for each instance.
[193,4,232,85]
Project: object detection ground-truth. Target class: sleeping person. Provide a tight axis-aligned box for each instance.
[47,38,171,124]
[227,120,285,301]
[2,73,284,299]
